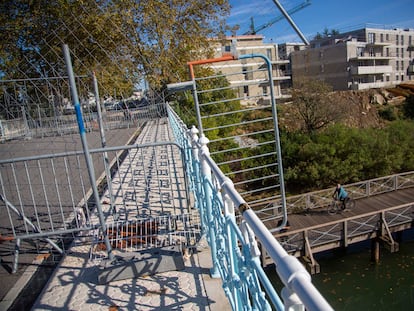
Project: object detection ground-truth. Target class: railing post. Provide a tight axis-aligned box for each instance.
[223,191,242,309]
[199,134,220,277]
[190,126,206,233]
[282,287,306,311]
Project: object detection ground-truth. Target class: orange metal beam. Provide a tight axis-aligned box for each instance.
[187,54,236,79]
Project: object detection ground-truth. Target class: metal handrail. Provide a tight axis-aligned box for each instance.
[168,104,333,311]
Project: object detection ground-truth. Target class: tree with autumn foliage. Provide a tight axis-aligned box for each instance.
[0,0,230,97]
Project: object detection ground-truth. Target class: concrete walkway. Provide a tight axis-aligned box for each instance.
[31,118,230,310]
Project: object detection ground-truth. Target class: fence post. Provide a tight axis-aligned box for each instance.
[92,72,117,219]
[63,44,113,260]
[199,133,220,277]
[282,287,305,311]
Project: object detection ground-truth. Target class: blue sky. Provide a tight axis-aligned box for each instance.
[227,0,414,43]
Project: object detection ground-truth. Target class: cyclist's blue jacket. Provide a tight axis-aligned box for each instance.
[337,187,348,200]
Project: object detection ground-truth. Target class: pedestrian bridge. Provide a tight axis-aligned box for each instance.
[1,103,333,310]
[2,101,414,310]
[259,173,414,273]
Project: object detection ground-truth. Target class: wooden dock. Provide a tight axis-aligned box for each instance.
[262,187,414,273]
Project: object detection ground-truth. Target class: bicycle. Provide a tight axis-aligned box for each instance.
[328,197,355,215]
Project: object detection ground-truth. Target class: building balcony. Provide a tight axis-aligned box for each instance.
[350,65,393,75]
[272,59,290,65]
[350,81,396,90]
[366,41,392,47]
[349,56,394,61]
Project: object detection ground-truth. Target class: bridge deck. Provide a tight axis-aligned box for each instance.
[263,187,414,272]
[30,119,231,311]
[284,187,414,231]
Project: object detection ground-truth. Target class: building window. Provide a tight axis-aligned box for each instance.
[386,33,389,41]
[357,47,364,57]
[368,32,375,43]
[380,33,384,42]
[396,60,399,70]
[402,60,404,70]
[401,35,404,45]
[262,86,268,96]
[396,34,399,45]
[369,47,375,57]
[386,75,390,82]
[401,47,404,58]
[386,48,390,57]
[243,85,249,96]
[396,48,399,57]
[267,49,273,61]
[396,75,399,81]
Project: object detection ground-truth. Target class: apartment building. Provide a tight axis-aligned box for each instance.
[290,27,414,90]
[209,35,291,105]
[277,42,307,87]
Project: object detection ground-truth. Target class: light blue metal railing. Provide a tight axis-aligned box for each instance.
[168,104,333,311]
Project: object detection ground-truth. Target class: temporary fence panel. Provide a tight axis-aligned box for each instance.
[187,53,287,226]
[0,133,194,271]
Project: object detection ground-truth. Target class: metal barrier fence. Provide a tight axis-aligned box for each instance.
[0,108,154,141]
[168,104,333,311]
[91,212,201,261]
[186,53,287,210]
[0,75,164,142]
[0,134,195,272]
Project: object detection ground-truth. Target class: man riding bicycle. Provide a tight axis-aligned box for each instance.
[333,183,350,210]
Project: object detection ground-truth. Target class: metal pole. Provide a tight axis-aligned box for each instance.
[191,81,204,135]
[92,72,117,219]
[63,44,113,260]
[271,0,310,45]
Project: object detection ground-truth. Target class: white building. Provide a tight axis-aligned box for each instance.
[290,27,414,90]
[209,35,292,105]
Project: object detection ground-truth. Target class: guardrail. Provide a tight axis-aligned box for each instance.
[168,104,333,311]
[273,202,414,264]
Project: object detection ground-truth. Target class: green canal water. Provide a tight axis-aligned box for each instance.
[267,229,414,310]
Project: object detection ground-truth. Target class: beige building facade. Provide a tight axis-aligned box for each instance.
[209,35,291,105]
[290,27,414,90]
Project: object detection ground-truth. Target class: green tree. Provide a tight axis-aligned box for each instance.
[290,77,346,134]
[403,95,414,119]
[0,0,230,95]
[313,27,340,40]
